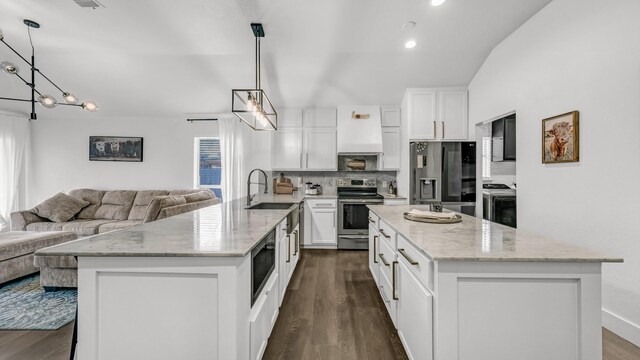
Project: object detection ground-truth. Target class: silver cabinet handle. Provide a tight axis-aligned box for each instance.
[368,217,375,223]
[442,121,445,139]
[286,235,291,263]
[433,121,436,139]
[392,261,398,300]
[373,236,378,264]
[398,248,419,265]
[293,230,298,256]
[379,228,391,239]
[306,153,309,168]
[379,253,390,266]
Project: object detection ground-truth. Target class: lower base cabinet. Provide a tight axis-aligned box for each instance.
[250,274,279,360]
[397,260,433,360]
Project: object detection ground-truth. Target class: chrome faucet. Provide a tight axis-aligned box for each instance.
[247,168,269,206]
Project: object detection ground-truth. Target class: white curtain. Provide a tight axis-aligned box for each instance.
[219,118,244,202]
[0,114,29,232]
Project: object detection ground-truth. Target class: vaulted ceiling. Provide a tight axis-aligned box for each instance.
[0,0,552,118]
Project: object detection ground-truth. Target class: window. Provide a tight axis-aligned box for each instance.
[194,137,222,200]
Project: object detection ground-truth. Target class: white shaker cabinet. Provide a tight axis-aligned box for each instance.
[304,129,337,170]
[405,89,437,140]
[272,129,303,170]
[303,108,337,127]
[403,88,468,141]
[381,106,401,127]
[397,259,434,360]
[438,89,468,140]
[381,128,401,170]
[304,199,337,247]
[274,106,303,128]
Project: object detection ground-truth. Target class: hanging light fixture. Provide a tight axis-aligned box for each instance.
[0,20,98,120]
[231,23,277,131]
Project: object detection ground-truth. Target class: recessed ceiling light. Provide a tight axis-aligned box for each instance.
[431,0,446,6]
[405,40,417,49]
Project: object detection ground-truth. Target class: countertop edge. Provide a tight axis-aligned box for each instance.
[368,207,623,263]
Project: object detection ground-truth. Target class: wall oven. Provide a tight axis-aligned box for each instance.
[337,178,384,250]
[251,228,276,305]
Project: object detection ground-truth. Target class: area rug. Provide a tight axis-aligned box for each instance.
[0,275,76,330]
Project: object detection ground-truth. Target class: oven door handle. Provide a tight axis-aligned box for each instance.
[338,235,369,239]
[338,199,384,204]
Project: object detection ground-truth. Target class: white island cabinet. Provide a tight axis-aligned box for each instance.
[36,196,305,360]
[368,205,622,360]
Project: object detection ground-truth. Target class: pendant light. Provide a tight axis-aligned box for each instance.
[231,23,278,131]
[0,20,98,120]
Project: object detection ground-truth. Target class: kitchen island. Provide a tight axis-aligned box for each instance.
[367,205,622,360]
[36,195,305,360]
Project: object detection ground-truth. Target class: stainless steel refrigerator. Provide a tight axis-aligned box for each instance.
[410,142,477,216]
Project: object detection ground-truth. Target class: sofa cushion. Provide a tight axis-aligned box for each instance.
[31,193,90,223]
[0,231,77,262]
[61,219,118,236]
[26,222,67,232]
[34,254,77,268]
[69,189,107,219]
[168,189,201,196]
[128,190,170,220]
[94,190,137,220]
[98,220,143,233]
[182,190,214,203]
[143,195,187,223]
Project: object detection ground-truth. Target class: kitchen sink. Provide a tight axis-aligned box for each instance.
[246,202,295,210]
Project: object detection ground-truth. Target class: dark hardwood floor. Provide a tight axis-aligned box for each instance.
[263,250,407,360]
[1,250,639,360]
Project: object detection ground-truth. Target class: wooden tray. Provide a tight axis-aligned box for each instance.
[403,212,462,224]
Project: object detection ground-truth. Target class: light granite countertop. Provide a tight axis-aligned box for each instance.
[36,195,305,258]
[368,205,622,263]
[379,193,407,200]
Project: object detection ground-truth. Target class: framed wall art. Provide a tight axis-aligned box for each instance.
[89,136,143,162]
[542,111,579,163]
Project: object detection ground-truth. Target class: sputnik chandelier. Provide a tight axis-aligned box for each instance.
[231,23,277,131]
[0,19,98,120]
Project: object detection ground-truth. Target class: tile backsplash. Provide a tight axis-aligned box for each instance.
[271,171,397,195]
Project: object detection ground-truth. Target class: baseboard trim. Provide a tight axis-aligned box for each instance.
[603,308,640,347]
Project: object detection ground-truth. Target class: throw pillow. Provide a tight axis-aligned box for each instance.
[31,192,90,223]
[142,195,187,223]
[182,191,213,203]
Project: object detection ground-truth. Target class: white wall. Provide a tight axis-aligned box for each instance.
[468,0,640,345]
[28,116,219,206]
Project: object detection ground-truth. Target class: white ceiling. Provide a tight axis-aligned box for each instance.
[0,0,552,118]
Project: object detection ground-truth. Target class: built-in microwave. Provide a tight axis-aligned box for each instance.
[251,229,276,305]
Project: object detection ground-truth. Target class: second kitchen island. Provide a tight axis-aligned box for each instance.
[368,205,622,360]
[36,196,305,360]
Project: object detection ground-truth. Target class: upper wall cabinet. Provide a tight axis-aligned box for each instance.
[405,89,437,140]
[304,129,337,170]
[438,89,468,140]
[381,106,401,127]
[380,128,401,170]
[275,107,303,128]
[403,88,468,141]
[303,108,337,127]
[272,129,304,170]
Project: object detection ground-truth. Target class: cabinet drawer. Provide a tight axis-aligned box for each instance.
[368,211,379,229]
[378,219,397,248]
[379,268,398,328]
[307,199,336,209]
[378,235,396,287]
[397,234,434,291]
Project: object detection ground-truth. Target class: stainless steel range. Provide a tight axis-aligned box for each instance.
[337,178,384,250]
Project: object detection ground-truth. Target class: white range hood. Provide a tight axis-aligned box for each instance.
[337,105,383,154]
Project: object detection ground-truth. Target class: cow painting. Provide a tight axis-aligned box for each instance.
[542,111,579,163]
[89,136,143,162]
